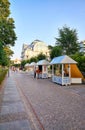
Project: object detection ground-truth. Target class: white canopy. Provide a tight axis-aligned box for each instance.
[29,62,36,66]
[50,55,77,65]
[37,59,49,65]
[25,63,29,67]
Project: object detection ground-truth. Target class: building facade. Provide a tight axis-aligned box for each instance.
[79,40,85,53]
[13,58,21,64]
[21,40,50,60]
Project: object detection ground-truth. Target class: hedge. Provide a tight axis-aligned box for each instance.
[0,67,8,85]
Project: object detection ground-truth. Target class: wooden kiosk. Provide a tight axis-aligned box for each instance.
[37,59,49,78]
[50,55,82,85]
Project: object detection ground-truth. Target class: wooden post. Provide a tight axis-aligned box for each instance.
[62,64,64,85]
[69,64,71,84]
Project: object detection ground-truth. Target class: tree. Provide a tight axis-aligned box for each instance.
[71,52,85,72]
[55,25,79,55]
[21,60,27,69]
[0,0,17,66]
[37,53,46,61]
[0,0,10,19]
[0,18,17,46]
[48,45,53,50]
[0,43,4,65]
[0,42,9,66]
[50,46,62,59]
[4,46,14,57]
[29,57,37,63]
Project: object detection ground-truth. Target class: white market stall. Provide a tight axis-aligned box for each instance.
[24,63,29,71]
[29,62,37,75]
[37,59,49,78]
[50,55,82,85]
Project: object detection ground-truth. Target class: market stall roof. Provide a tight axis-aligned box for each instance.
[29,62,36,66]
[50,55,77,65]
[37,59,49,65]
[25,63,29,67]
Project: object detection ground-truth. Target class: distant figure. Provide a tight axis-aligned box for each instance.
[34,69,36,78]
[36,69,40,79]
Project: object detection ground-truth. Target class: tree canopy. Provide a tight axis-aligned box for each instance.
[0,0,10,19]
[0,0,17,47]
[50,46,62,59]
[37,53,47,61]
[71,52,85,72]
[0,0,17,66]
[0,18,17,46]
[55,26,79,55]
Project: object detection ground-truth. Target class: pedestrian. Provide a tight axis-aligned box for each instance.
[37,69,40,79]
[34,69,36,78]
[36,68,40,79]
[34,66,36,78]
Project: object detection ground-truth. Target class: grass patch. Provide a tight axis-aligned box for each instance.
[0,67,8,85]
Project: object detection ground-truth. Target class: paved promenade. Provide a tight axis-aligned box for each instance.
[0,72,34,130]
[0,70,85,130]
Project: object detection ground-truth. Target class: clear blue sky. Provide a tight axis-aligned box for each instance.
[9,0,85,59]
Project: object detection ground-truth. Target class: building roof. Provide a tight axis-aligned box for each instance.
[37,59,49,65]
[50,55,77,65]
[27,39,46,50]
[29,62,36,66]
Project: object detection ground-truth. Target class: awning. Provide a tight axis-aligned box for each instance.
[25,63,29,67]
[29,62,36,66]
[37,59,49,65]
[50,55,77,65]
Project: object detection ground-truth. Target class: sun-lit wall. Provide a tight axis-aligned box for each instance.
[21,40,50,60]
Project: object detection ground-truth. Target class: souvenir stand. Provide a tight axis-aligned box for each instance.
[50,55,82,85]
[29,62,36,75]
[37,59,49,78]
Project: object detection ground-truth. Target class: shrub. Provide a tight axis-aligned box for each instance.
[0,67,8,84]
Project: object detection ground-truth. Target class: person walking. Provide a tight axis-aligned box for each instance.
[34,66,36,78]
[34,69,36,78]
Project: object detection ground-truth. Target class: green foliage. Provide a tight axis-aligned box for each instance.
[0,43,11,66]
[0,42,7,66]
[0,0,17,66]
[48,45,53,50]
[13,64,20,68]
[29,57,37,63]
[0,67,8,84]
[37,53,46,61]
[21,53,47,69]
[21,60,27,68]
[71,53,85,72]
[4,46,14,57]
[50,46,62,59]
[0,0,10,19]
[0,0,17,47]
[55,25,79,55]
[0,18,17,46]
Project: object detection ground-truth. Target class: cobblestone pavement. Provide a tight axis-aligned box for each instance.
[0,72,35,130]
[0,70,85,130]
[13,71,85,130]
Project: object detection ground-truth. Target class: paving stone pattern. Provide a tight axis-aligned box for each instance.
[0,70,85,130]
[0,75,32,130]
[13,71,85,130]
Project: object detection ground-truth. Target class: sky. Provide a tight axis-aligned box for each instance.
[9,0,85,60]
